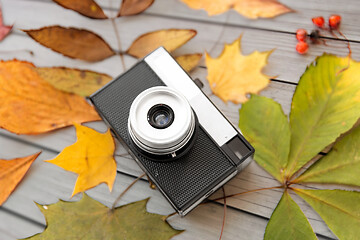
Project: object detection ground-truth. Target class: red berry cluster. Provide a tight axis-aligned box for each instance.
[295,14,342,54]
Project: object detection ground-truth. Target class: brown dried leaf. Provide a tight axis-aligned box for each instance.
[175,53,202,72]
[0,60,100,135]
[118,0,154,17]
[127,29,197,59]
[35,67,112,97]
[24,26,115,62]
[53,0,107,19]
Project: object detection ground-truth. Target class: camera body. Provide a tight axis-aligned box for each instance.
[90,47,254,216]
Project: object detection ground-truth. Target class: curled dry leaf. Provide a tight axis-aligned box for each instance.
[175,53,202,72]
[35,67,112,97]
[24,26,115,62]
[0,60,100,134]
[26,195,183,239]
[53,0,107,19]
[127,29,197,58]
[0,5,12,41]
[0,152,41,206]
[181,0,292,19]
[118,0,155,17]
[206,36,273,104]
[46,124,116,197]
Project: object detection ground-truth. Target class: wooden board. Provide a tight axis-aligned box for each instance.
[1,0,358,239]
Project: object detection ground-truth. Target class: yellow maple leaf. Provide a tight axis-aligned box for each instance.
[181,0,292,19]
[46,124,116,197]
[206,36,273,103]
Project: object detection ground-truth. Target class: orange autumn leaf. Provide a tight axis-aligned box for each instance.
[126,29,197,58]
[0,152,41,206]
[206,37,273,103]
[53,0,108,19]
[175,53,202,72]
[181,0,292,19]
[46,124,116,197]
[24,26,115,62]
[0,60,100,134]
[118,0,155,17]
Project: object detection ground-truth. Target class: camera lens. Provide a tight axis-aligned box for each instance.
[128,86,197,159]
[147,104,174,129]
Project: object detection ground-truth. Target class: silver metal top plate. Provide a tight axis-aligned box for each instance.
[144,47,237,147]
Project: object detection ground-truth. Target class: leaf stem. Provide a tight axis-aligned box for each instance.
[111,173,146,210]
[219,187,226,240]
[165,211,177,220]
[208,12,230,55]
[110,17,126,71]
[208,185,283,202]
[0,49,34,56]
[329,30,352,58]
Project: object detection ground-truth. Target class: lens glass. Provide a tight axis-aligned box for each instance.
[154,111,169,126]
[148,104,174,129]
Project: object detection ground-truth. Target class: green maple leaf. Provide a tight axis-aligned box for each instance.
[239,54,360,239]
[24,194,183,240]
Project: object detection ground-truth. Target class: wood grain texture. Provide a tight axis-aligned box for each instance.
[46,0,360,42]
[1,0,358,239]
[1,0,359,83]
[0,78,335,238]
[143,0,360,42]
[0,136,271,240]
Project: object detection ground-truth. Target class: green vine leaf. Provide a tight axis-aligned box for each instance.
[24,194,183,239]
[264,190,317,240]
[286,54,360,179]
[295,125,360,185]
[294,189,360,240]
[239,94,290,182]
[238,54,360,239]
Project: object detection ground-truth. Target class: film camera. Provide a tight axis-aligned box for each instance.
[90,47,254,216]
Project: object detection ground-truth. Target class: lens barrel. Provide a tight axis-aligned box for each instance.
[128,87,196,160]
[147,104,174,129]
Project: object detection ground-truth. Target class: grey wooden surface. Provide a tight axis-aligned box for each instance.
[0,0,358,239]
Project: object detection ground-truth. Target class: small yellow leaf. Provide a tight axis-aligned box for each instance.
[126,29,197,58]
[45,124,116,197]
[175,53,202,72]
[206,36,273,103]
[181,0,292,19]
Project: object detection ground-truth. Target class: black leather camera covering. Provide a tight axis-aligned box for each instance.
[90,61,236,212]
